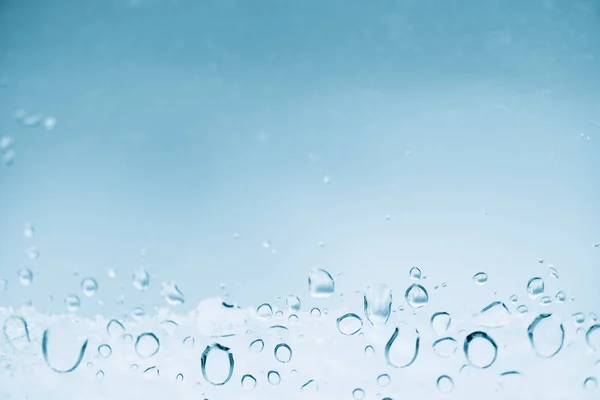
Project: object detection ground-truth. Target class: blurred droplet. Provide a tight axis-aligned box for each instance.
[65,295,80,312]
[572,312,586,325]
[18,269,33,286]
[81,278,98,297]
[160,281,185,305]
[23,222,34,238]
[43,116,57,130]
[539,296,552,306]
[26,246,39,260]
[132,268,150,291]
[323,175,331,184]
[405,284,428,308]
[509,295,518,303]
[0,278,6,292]
[131,306,145,319]
[308,268,335,298]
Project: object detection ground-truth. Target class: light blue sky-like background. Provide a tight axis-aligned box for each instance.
[0,0,599,318]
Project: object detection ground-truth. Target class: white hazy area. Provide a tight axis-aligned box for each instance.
[1,278,599,400]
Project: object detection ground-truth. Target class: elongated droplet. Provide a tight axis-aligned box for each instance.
[301,379,318,392]
[527,313,564,358]
[472,272,488,285]
[476,301,511,328]
[586,324,600,350]
[385,327,420,368]
[3,316,30,350]
[106,319,125,338]
[308,268,335,298]
[527,277,544,299]
[249,338,264,354]
[98,344,112,358]
[437,375,454,393]
[274,343,292,363]
[364,284,392,326]
[432,337,458,357]
[81,277,98,297]
[336,313,363,335]
[286,295,301,312]
[160,281,185,305]
[409,267,422,280]
[201,343,234,386]
[135,332,160,358]
[241,374,256,390]
[405,284,428,308]
[463,331,497,369]
[267,370,281,385]
[42,329,88,373]
[133,267,150,291]
[430,312,451,335]
[256,303,273,319]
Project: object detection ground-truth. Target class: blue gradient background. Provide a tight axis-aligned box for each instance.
[0,0,599,316]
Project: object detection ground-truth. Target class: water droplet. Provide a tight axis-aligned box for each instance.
[572,312,586,325]
[135,332,160,358]
[527,313,564,358]
[430,312,451,335]
[537,258,544,264]
[18,269,33,286]
[81,278,98,297]
[584,377,597,391]
[527,277,545,299]
[27,246,39,260]
[463,331,497,369]
[517,305,528,314]
[509,295,518,303]
[241,374,256,390]
[160,281,185,305]
[286,295,301,312]
[43,116,57,130]
[364,284,392,326]
[98,344,112,358]
[257,303,273,319]
[310,307,322,318]
[0,278,6,292]
[323,175,331,184]
[123,333,133,343]
[23,222,34,238]
[143,366,159,379]
[337,313,363,335]
[201,343,234,386]
[472,272,488,285]
[132,267,150,291]
[267,370,281,385]
[108,269,116,279]
[377,373,391,386]
[130,363,138,371]
[352,388,365,399]
[477,301,511,328]
[176,373,184,382]
[0,136,13,150]
[106,319,125,338]
[308,268,335,298]
[364,345,375,356]
[182,335,195,348]
[96,370,105,379]
[586,324,600,349]
[437,375,454,393]
[3,316,30,350]
[42,329,88,373]
[409,266,422,280]
[65,295,81,312]
[405,284,428,308]
[548,266,559,279]
[555,291,566,303]
[385,327,420,368]
[432,337,458,357]
[131,306,145,319]
[249,339,264,354]
[274,343,292,363]
[288,314,298,324]
[301,379,318,392]
[540,296,552,305]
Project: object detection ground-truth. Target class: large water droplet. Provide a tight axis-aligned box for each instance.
[160,281,185,305]
[257,303,273,319]
[409,267,422,280]
[584,377,598,391]
[385,327,420,368]
[336,313,363,335]
[527,277,544,299]
[405,284,428,308]
[98,344,112,358]
[241,374,256,390]
[363,284,392,326]
[267,370,281,385]
[132,267,150,291]
[463,331,497,369]
[81,278,98,297]
[65,295,81,312]
[352,388,365,399]
[586,324,600,350]
[106,319,125,338]
[249,338,264,354]
[201,343,234,386]
[135,332,160,358]
[472,272,488,285]
[377,373,391,386]
[308,268,335,298]
[477,301,511,328]
[42,329,88,373]
[18,269,33,286]
[286,295,301,312]
[430,311,451,335]
[274,343,292,363]
[436,375,454,393]
[3,316,30,350]
[432,337,458,357]
[527,313,564,358]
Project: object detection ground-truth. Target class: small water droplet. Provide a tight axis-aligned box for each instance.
[352,388,365,399]
[257,303,273,319]
[135,332,160,358]
[108,269,116,279]
[527,277,545,299]
[405,284,429,308]
[81,278,98,297]
[539,296,552,305]
[463,331,497,369]
[548,266,559,279]
[267,370,281,385]
[409,267,422,280]
[130,363,138,371]
[432,337,458,357]
[0,278,7,292]
[241,374,256,390]
[517,305,528,314]
[176,373,184,382]
[310,307,322,318]
[472,272,488,285]
[437,375,454,393]
[132,268,150,291]
[18,269,33,286]
[106,319,125,338]
[274,343,292,363]
[385,327,420,368]
[131,306,145,319]
[43,116,57,130]
[288,314,298,324]
[286,295,301,312]
[584,377,597,391]
[364,284,392,326]
[98,344,112,358]
[26,246,39,260]
[249,338,264,354]
[200,344,233,386]
[477,301,511,328]
[537,258,544,264]
[586,324,600,349]
[160,281,185,305]
[594,243,600,248]
[377,373,391,386]
[364,345,375,356]
[527,313,564,358]
[23,222,34,238]
[65,295,81,312]
[183,335,195,347]
[323,175,331,184]
[430,311,451,335]
[572,312,586,325]
[41,329,88,373]
[509,295,518,303]
[308,268,335,298]
[337,313,363,335]
[96,370,105,379]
